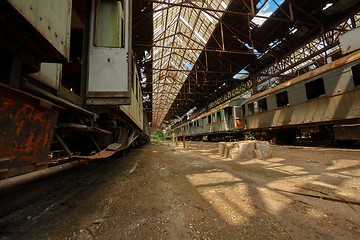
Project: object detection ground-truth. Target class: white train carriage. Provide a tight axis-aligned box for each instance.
[242,50,360,143]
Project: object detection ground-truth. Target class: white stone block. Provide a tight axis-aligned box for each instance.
[255,141,272,160]
[225,142,238,158]
[229,141,255,160]
[218,140,272,160]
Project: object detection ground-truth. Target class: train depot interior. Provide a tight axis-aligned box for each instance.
[1,0,360,239]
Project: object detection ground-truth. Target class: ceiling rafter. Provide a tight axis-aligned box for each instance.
[149,0,318,26]
[151,0,231,126]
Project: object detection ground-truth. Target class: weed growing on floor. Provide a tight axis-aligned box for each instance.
[327,155,337,166]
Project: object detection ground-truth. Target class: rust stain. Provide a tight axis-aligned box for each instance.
[0,88,59,178]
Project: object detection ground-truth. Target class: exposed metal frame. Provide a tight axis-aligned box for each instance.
[132,0,360,128]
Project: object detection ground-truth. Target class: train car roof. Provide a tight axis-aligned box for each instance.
[242,49,360,105]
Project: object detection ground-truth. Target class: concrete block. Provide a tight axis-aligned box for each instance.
[218,140,272,160]
[219,142,226,156]
[225,142,238,158]
[255,141,272,160]
[229,141,255,160]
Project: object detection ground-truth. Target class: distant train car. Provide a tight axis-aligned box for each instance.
[0,0,149,179]
[174,98,245,141]
[242,49,360,144]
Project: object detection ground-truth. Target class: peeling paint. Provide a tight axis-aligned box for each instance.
[0,87,59,178]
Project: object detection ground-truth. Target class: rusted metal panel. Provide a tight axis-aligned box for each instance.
[0,85,59,178]
[6,0,72,60]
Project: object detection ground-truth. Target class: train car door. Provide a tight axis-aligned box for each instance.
[86,0,132,105]
[234,106,244,129]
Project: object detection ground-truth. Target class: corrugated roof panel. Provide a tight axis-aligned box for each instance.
[152,0,228,126]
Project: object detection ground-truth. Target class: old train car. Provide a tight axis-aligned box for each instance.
[0,0,149,179]
[174,98,245,141]
[242,49,360,144]
[172,44,360,144]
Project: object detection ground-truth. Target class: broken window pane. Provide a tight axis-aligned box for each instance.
[276,91,289,107]
[305,78,325,100]
[94,0,125,48]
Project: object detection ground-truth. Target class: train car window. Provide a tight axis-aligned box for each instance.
[216,111,221,121]
[227,107,233,117]
[94,0,125,48]
[305,78,325,100]
[208,115,211,123]
[248,103,255,115]
[236,107,242,118]
[276,91,289,107]
[258,98,268,112]
[351,64,360,86]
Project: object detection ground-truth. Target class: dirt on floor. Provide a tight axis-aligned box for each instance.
[0,140,360,240]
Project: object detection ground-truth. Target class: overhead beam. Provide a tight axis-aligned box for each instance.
[136,42,258,55]
[149,0,317,26]
[152,68,237,74]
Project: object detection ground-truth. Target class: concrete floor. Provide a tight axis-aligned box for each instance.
[0,141,360,240]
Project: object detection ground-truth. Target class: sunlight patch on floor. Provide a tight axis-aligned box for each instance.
[186,172,257,226]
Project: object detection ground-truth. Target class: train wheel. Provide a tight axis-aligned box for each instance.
[310,127,333,146]
[275,131,297,144]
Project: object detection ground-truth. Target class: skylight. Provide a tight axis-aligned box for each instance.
[252,0,285,26]
[323,3,333,11]
[152,0,230,127]
[221,1,228,9]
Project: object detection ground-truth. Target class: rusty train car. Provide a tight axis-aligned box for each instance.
[173,45,360,144]
[172,98,246,142]
[0,0,149,179]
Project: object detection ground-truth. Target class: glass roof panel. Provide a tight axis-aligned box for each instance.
[152,0,230,127]
[251,0,285,26]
